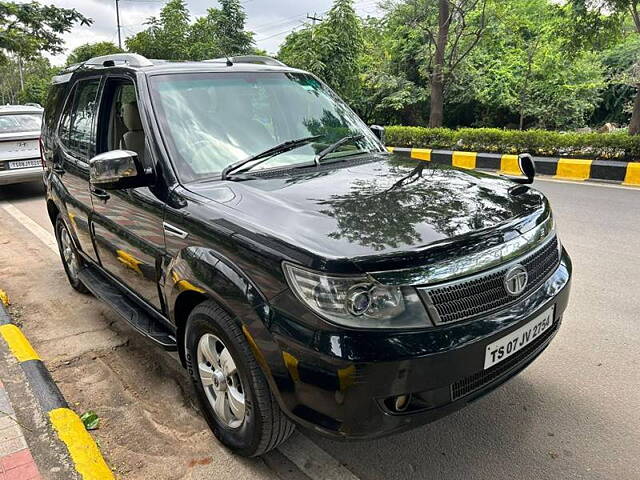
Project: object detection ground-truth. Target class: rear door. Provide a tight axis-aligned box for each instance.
[54,79,102,262]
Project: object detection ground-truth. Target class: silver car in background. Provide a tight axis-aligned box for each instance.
[0,105,44,186]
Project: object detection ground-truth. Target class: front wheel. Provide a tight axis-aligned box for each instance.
[185,300,294,456]
[54,216,89,294]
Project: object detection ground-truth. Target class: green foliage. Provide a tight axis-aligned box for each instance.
[127,0,254,61]
[386,126,640,159]
[126,0,191,60]
[278,0,363,99]
[0,1,91,61]
[0,55,56,105]
[65,42,123,66]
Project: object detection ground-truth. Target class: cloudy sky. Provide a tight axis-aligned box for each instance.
[44,0,382,65]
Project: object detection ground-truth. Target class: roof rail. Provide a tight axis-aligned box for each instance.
[85,53,154,68]
[205,55,287,67]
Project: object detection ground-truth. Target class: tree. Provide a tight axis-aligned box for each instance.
[571,0,640,133]
[126,0,191,60]
[66,41,123,66]
[188,0,255,60]
[0,55,56,105]
[278,0,363,99]
[0,1,91,61]
[387,0,488,127]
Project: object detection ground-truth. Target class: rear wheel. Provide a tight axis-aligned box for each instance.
[54,216,89,294]
[185,300,294,456]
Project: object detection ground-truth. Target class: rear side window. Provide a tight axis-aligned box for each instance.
[59,79,101,160]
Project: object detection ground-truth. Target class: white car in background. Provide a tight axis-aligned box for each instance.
[0,105,44,186]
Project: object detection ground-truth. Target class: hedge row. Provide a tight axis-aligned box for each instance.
[385,126,640,161]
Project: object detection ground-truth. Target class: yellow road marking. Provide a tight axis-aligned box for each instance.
[0,324,40,362]
[386,146,395,153]
[410,148,431,161]
[554,159,592,181]
[48,408,114,480]
[499,154,521,175]
[0,290,8,306]
[452,151,477,169]
[623,162,640,186]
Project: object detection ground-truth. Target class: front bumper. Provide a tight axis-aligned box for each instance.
[269,249,572,439]
[0,166,43,186]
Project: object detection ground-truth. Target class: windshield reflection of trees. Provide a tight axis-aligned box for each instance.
[315,161,514,251]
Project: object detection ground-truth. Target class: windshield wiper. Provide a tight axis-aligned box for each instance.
[221,135,322,180]
[314,134,365,165]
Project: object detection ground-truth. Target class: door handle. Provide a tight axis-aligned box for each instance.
[163,222,188,239]
[90,188,110,202]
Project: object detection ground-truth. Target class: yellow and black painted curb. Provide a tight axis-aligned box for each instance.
[387,147,640,186]
[0,298,114,480]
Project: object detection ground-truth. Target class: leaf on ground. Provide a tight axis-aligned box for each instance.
[80,411,100,430]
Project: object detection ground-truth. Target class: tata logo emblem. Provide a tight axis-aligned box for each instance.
[504,264,528,296]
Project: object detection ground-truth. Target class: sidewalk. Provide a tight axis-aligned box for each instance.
[0,380,40,480]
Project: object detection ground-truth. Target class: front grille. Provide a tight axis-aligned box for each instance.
[451,322,557,400]
[422,236,559,324]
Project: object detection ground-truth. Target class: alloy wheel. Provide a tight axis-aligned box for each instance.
[60,226,79,280]
[197,333,246,429]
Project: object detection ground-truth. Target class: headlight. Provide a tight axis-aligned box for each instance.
[283,262,430,329]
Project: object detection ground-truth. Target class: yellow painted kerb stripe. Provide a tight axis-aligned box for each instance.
[0,289,8,306]
[410,148,431,161]
[499,154,521,176]
[623,162,640,186]
[49,408,114,480]
[554,158,592,181]
[0,324,40,362]
[452,151,477,169]
[386,146,395,153]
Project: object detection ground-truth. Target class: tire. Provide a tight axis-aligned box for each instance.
[54,215,89,294]
[185,300,294,456]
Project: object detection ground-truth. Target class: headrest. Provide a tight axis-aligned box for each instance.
[122,102,143,131]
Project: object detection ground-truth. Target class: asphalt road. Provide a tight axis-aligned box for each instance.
[1,178,639,480]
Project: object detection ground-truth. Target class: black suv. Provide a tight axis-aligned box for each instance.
[42,54,572,456]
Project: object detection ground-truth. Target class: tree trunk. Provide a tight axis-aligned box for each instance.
[429,0,450,128]
[630,87,640,135]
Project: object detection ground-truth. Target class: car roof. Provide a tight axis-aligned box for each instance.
[0,105,44,115]
[53,54,306,84]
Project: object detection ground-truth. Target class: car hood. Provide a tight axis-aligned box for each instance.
[186,154,548,272]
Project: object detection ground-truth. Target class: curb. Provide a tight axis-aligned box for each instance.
[0,294,114,480]
[387,147,640,186]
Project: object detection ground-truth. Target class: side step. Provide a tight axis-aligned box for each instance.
[78,265,177,350]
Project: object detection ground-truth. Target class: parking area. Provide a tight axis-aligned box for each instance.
[0,178,639,480]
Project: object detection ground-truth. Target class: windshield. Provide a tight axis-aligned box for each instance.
[149,72,383,182]
[0,113,42,134]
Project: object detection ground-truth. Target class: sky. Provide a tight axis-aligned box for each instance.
[44,0,383,66]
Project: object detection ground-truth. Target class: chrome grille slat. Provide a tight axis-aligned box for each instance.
[421,236,560,325]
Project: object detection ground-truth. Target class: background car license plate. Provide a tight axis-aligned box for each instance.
[8,159,40,169]
[484,306,555,369]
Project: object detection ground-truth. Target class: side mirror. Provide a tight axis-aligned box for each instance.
[370,125,386,145]
[89,150,152,190]
[509,153,536,185]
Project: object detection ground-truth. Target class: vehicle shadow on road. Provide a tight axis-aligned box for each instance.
[0,181,45,202]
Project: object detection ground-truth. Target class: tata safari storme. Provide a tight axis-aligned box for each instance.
[42,54,572,456]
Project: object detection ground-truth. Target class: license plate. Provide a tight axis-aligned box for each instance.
[484,306,555,369]
[8,159,40,169]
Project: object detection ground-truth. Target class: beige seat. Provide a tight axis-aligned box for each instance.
[120,102,145,159]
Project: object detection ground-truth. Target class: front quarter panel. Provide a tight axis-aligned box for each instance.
[162,186,299,412]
